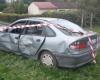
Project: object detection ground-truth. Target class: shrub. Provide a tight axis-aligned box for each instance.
[0,13,35,22]
[94,12,100,25]
[0,11,99,26]
[0,12,81,25]
[42,12,81,25]
[2,6,15,13]
[0,4,7,11]
[11,1,28,14]
[2,1,28,14]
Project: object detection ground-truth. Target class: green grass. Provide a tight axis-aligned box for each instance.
[0,51,100,80]
[91,25,100,34]
[0,26,100,80]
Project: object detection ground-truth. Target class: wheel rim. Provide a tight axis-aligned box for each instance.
[41,53,54,66]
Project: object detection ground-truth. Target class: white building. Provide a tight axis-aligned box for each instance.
[5,0,18,3]
[28,2,78,15]
[28,2,57,15]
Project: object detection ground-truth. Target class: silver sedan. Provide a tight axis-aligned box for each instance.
[0,17,98,68]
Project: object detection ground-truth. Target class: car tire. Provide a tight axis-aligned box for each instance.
[39,51,57,67]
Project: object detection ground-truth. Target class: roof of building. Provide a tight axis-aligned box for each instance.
[53,2,79,9]
[32,2,57,9]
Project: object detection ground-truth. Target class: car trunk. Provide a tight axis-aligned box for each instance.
[69,33,97,54]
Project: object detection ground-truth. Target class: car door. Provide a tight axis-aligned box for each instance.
[18,21,45,56]
[0,20,27,52]
[8,20,27,53]
[0,31,12,51]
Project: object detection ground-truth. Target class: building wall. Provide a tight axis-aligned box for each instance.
[56,9,78,13]
[5,0,17,3]
[39,10,47,14]
[34,0,46,1]
[28,3,41,15]
[28,3,56,15]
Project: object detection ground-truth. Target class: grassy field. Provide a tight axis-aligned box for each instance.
[0,26,100,80]
[92,26,100,34]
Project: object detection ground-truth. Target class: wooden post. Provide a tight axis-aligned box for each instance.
[90,12,93,29]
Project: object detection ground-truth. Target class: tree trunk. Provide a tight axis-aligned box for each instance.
[81,11,84,27]
[90,12,93,29]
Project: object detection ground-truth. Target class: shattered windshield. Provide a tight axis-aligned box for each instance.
[50,19,86,34]
[56,24,83,36]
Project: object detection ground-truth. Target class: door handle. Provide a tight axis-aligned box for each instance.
[36,39,40,42]
[15,37,19,39]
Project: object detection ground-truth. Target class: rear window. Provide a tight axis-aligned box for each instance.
[50,19,86,33]
[56,25,83,36]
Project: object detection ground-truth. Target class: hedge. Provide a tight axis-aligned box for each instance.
[0,4,7,11]
[42,12,81,25]
[0,12,81,25]
[0,12,99,26]
[0,13,35,22]
[42,12,100,26]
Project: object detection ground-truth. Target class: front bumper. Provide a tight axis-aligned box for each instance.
[55,51,95,68]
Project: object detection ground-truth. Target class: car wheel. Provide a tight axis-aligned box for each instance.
[40,51,57,67]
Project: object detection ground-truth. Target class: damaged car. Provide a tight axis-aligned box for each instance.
[0,17,98,68]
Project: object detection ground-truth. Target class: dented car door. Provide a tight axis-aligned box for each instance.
[18,21,45,56]
[18,27,45,56]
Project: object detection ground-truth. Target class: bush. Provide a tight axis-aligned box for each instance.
[42,11,100,26]
[42,12,81,25]
[0,4,7,11]
[0,12,81,25]
[2,6,15,13]
[94,12,100,25]
[0,11,99,27]
[0,12,82,25]
[2,1,28,14]
[12,1,28,14]
[0,13,35,22]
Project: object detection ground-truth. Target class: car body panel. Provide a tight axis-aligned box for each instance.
[19,34,45,56]
[0,17,98,68]
[0,32,19,52]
